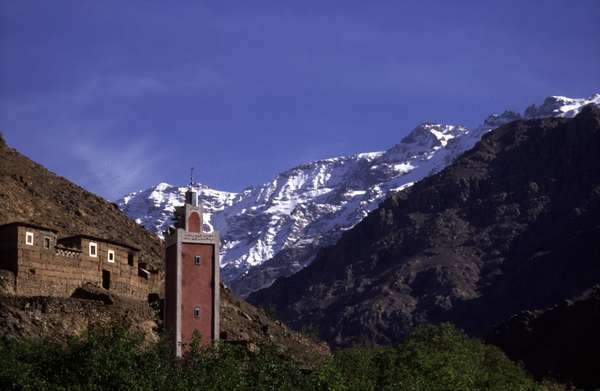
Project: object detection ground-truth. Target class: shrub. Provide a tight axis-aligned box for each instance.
[321,324,571,391]
[374,323,543,391]
[0,323,572,391]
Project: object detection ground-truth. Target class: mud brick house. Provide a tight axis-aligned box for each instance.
[0,222,159,299]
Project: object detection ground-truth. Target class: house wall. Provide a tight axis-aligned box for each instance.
[14,226,70,297]
[78,238,151,299]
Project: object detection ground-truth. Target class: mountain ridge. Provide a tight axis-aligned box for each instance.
[247,105,600,347]
[118,93,600,296]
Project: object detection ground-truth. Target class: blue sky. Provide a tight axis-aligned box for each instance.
[1,1,599,200]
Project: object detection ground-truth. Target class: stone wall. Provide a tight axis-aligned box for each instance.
[1,225,159,300]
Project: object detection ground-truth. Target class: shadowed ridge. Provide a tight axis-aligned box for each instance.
[249,106,600,353]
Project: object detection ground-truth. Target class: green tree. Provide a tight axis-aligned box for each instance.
[0,322,573,391]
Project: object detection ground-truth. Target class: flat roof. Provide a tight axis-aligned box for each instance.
[0,222,141,251]
[59,234,141,252]
[0,221,59,233]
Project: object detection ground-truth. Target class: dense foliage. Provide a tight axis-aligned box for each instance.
[0,323,570,391]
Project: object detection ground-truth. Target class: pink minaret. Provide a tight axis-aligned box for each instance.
[164,184,220,356]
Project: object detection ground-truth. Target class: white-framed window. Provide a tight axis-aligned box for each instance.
[193,307,201,319]
[194,255,202,265]
[25,231,34,246]
[44,237,51,249]
[107,249,115,263]
[89,242,98,258]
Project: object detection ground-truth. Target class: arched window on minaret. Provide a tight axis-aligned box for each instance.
[188,211,201,233]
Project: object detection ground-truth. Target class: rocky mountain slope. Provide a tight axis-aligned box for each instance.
[0,285,330,368]
[248,105,600,348]
[119,93,600,297]
[486,285,600,389]
[0,139,329,365]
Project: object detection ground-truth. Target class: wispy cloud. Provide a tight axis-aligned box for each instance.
[1,67,226,115]
[0,67,228,199]
[67,130,165,200]
[83,75,167,98]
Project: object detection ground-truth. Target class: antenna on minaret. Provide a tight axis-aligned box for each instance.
[185,167,199,206]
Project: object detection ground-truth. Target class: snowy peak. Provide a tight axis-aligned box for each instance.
[482,111,522,129]
[379,123,467,165]
[524,94,600,119]
[118,92,600,296]
[400,122,467,148]
[118,183,237,238]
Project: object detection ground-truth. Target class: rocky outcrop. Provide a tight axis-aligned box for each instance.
[486,286,600,389]
[0,285,331,367]
[0,270,15,295]
[249,105,600,348]
[71,282,114,305]
[0,293,158,343]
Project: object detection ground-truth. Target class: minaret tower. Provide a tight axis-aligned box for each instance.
[164,176,220,356]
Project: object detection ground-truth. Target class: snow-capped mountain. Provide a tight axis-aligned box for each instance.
[118,93,600,296]
[117,182,237,235]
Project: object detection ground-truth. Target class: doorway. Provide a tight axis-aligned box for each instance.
[102,269,111,290]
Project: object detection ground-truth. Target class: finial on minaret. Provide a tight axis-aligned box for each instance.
[185,167,198,207]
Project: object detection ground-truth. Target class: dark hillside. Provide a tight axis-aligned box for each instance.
[249,105,600,348]
[487,285,600,389]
